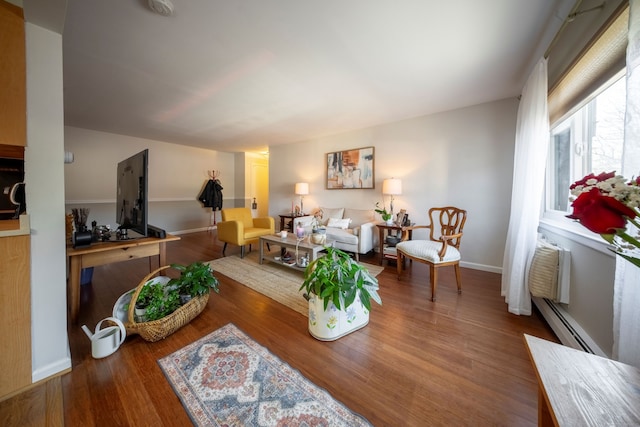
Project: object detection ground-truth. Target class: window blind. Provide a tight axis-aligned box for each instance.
[548,4,629,125]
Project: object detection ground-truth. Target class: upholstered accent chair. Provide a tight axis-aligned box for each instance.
[217,207,275,258]
[396,207,467,301]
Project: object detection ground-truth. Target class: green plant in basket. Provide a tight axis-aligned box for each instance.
[137,279,181,321]
[168,261,220,297]
[133,262,219,322]
[299,247,381,311]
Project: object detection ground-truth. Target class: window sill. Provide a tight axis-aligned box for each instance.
[539,216,614,258]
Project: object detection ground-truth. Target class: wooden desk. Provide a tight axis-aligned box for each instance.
[66,234,180,323]
[524,334,640,426]
[376,222,413,265]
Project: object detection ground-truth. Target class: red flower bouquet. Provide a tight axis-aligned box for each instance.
[567,172,640,268]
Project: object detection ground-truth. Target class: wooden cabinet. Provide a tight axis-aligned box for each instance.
[0,232,31,399]
[0,1,26,147]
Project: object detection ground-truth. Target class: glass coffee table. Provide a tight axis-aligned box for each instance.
[259,233,333,270]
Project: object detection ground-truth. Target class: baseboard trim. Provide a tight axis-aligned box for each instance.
[32,357,72,384]
[460,261,501,274]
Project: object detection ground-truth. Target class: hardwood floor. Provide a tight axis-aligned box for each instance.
[13,231,559,426]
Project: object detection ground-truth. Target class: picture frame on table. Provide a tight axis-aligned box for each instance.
[326,146,374,189]
[396,209,407,226]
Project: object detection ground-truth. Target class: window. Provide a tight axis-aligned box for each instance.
[546,74,626,214]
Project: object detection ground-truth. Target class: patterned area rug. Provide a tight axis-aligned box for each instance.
[207,251,383,317]
[158,323,372,426]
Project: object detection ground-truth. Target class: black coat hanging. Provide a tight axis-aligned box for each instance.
[198,178,223,210]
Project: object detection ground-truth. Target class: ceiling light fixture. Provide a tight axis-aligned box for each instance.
[148,0,174,16]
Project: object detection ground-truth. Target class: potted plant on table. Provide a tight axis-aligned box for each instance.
[299,247,382,341]
[375,202,393,225]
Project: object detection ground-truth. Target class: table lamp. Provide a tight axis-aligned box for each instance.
[295,182,309,214]
[382,178,402,215]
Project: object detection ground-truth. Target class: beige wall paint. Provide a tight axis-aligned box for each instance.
[64,127,236,203]
[269,98,519,272]
[64,127,237,232]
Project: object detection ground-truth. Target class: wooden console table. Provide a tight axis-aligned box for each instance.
[524,334,640,426]
[66,234,180,323]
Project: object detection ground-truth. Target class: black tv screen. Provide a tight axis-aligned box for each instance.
[116,149,148,237]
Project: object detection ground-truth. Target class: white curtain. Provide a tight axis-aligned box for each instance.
[501,58,550,315]
[613,0,640,368]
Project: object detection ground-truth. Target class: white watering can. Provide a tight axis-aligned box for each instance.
[81,317,126,359]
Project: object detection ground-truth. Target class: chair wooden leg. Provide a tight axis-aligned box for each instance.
[355,252,359,262]
[396,252,403,279]
[454,264,462,294]
[222,242,227,256]
[430,265,437,302]
[240,246,245,258]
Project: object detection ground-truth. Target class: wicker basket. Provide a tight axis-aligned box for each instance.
[125,265,210,342]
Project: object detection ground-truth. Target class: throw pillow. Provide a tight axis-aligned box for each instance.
[327,217,351,229]
[319,207,345,225]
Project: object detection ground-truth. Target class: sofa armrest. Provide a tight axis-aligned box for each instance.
[253,216,275,232]
[217,220,244,244]
[355,221,376,253]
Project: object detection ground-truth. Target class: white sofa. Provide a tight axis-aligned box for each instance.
[291,207,377,261]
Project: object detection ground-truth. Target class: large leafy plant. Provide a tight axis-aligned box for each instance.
[300,247,382,311]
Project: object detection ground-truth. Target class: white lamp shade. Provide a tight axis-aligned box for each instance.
[382,178,402,195]
[295,182,309,195]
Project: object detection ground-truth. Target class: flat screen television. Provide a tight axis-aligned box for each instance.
[116,149,148,238]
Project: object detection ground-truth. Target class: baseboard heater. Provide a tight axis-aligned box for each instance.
[532,296,606,357]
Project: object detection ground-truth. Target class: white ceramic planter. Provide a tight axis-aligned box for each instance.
[307,292,370,341]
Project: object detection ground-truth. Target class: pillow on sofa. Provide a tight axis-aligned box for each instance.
[327,217,351,229]
[319,207,345,225]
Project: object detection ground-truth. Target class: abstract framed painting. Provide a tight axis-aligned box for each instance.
[326,146,374,189]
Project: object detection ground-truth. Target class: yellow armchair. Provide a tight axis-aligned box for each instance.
[217,207,275,258]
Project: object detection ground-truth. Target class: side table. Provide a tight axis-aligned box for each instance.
[279,213,307,232]
[376,222,414,265]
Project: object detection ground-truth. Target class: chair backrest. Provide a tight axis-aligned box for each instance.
[221,207,254,227]
[427,207,467,249]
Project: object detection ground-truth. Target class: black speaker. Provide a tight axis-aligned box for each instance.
[72,231,92,248]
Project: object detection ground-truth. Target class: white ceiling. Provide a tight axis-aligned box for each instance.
[59,0,571,153]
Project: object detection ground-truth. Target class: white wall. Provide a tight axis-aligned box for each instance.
[64,127,237,232]
[25,22,71,382]
[269,98,519,272]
